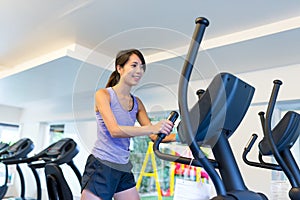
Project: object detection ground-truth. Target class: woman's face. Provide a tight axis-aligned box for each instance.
[117,54,145,86]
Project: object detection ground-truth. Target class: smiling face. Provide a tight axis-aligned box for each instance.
[117,53,145,86]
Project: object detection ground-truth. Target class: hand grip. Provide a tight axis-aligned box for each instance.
[157,111,179,140]
[244,134,258,152]
[167,111,179,123]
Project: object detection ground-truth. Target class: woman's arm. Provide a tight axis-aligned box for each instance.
[95,89,173,138]
[149,133,176,143]
[136,97,176,143]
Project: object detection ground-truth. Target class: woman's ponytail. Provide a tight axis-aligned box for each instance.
[105,70,120,88]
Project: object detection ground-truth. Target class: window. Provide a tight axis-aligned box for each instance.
[0,123,20,144]
[49,124,65,144]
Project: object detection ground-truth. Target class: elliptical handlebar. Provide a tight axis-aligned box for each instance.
[242,133,281,170]
[264,80,299,187]
[153,111,219,168]
[244,134,258,153]
[156,111,179,140]
[178,17,227,196]
[265,80,282,137]
[153,137,218,167]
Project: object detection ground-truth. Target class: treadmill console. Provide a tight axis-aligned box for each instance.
[0,138,34,160]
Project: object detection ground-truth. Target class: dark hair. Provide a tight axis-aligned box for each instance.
[105,49,146,88]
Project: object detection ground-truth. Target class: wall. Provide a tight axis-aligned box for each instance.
[0,105,22,124]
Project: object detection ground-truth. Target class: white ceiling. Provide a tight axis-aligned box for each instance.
[1,0,300,110]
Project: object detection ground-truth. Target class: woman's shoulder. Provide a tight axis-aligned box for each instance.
[135,96,142,103]
[95,88,110,99]
[135,96,145,108]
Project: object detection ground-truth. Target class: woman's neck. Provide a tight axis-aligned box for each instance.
[112,84,131,97]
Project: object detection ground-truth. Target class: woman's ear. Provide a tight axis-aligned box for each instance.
[116,65,122,73]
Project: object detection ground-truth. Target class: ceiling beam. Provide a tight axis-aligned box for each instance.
[0,44,114,79]
[146,15,300,64]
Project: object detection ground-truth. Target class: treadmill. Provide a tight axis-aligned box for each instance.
[3,138,81,200]
[0,142,9,152]
[0,138,34,199]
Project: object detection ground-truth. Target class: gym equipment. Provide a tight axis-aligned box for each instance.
[0,142,9,152]
[153,17,268,199]
[243,80,300,200]
[42,138,81,200]
[44,163,73,200]
[3,138,81,200]
[0,138,34,199]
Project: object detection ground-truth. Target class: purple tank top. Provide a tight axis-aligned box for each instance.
[92,87,138,164]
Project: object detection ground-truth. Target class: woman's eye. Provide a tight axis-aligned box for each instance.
[131,63,145,71]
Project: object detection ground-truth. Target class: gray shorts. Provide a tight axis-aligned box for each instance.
[81,154,136,200]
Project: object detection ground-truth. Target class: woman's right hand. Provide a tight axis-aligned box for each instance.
[153,119,174,135]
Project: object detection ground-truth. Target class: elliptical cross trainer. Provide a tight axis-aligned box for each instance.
[153,17,267,199]
[243,80,300,200]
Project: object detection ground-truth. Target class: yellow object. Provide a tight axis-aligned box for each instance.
[169,150,175,196]
[196,167,201,182]
[136,141,162,200]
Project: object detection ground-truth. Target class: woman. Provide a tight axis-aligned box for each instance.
[81,49,175,200]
